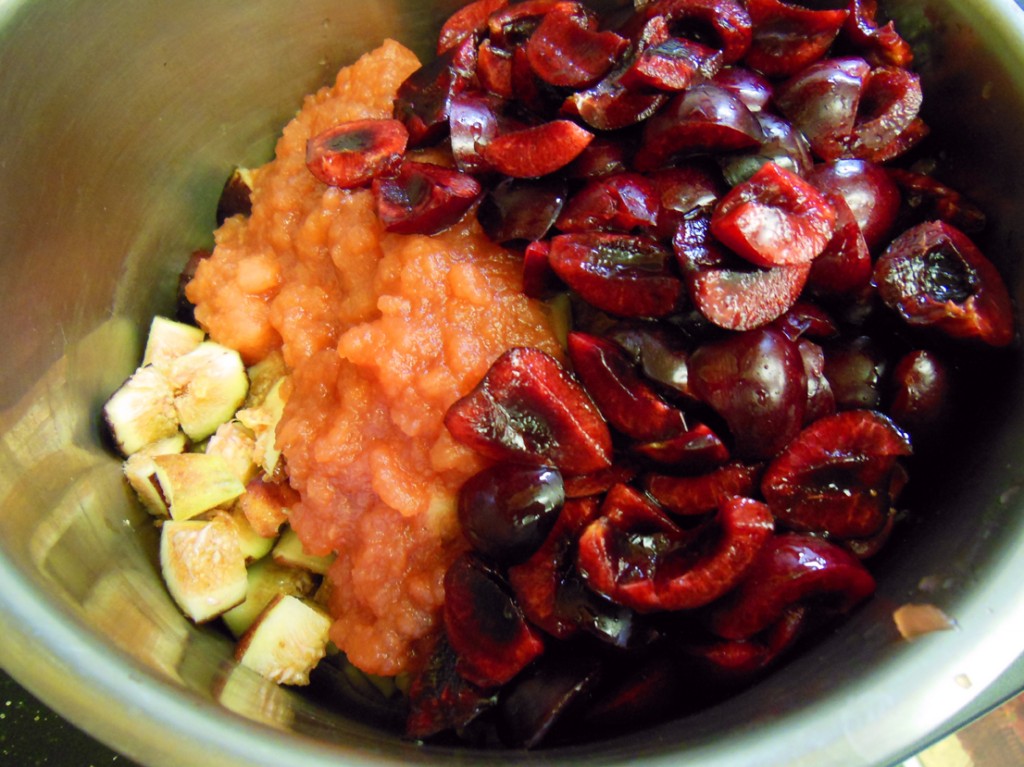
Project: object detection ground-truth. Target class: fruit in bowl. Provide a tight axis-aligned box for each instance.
[1,0,1023,765]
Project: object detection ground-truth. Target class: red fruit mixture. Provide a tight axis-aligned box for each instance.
[188,0,1016,751]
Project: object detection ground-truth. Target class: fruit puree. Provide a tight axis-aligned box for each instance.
[186,40,561,675]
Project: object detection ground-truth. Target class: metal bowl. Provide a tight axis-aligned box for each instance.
[1,1,1023,765]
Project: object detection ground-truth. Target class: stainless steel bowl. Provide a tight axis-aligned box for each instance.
[2,1,1024,765]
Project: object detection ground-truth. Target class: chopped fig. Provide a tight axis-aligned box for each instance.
[445,347,613,474]
[204,420,258,485]
[122,433,188,516]
[103,364,180,456]
[142,316,205,372]
[873,221,1015,347]
[152,452,247,521]
[221,558,317,638]
[235,594,332,685]
[236,377,287,477]
[272,527,335,575]
[443,553,545,688]
[892,602,955,640]
[236,477,295,538]
[168,341,250,443]
[225,506,277,563]
[305,119,409,188]
[215,167,255,225]
[160,516,248,623]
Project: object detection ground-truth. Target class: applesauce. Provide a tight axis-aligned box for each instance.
[186,40,561,675]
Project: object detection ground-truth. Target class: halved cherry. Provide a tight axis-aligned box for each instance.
[556,173,660,233]
[445,347,614,474]
[847,66,923,161]
[438,0,509,53]
[497,649,604,748]
[743,0,848,78]
[565,136,631,179]
[888,349,951,438]
[563,462,639,498]
[807,159,901,250]
[526,2,628,88]
[761,409,911,538]
[478,176,567,243]
[567,331,688,441]
[887,168,986,234]
[394,40,476,147]
[710,162,837,269]
[482,120,595,178]
[688,604,807,677]
[549,232,684,318]
[620,17,723,91]
[605,322,697,399]
[449,90,507,174]
[443,553,545,688]
[488,0,562,47]
[634,83,765,171]
[626,0,754,65]
[305,119,409,188]
[372,161,482,235]
[769,301,839,342]
[798,338,837,423]
[806,192,872,295]
[521,239,563,298]
[644,462,761,517]
[405,635,497,739]
[578,489,774,611]
[843,0,913,69]
[675,216,811,331]
[508,496,601,639]
[632,423,730,471]
[822,336,888,411]
[688,326,808,460]
[646,162,724,238]
[712,65,774,112]
[477,39,515,98]
[873,221,1015,347]
[458,463,565,565]
[563,66,670,131]
[719,112,814,187]
[709,533,876,640]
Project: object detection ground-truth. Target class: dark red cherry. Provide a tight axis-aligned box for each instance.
[711,65,773,112]
[807,159,901,250]
[798,338,837,424]
[394,41,476,147]
[631,423,730,471]
[483,120,595,178]
[843,0,913,68]
[806,192,872,296]
[887,168,986,234]
[444,554,545,688]
[563,68,670,131]
[478,176,567,243]
[305,119,408,188]
[709,533,876,640]
[458,463,565,565]
[643,462,761,517]
[405,635,497,739]
[761,409,911,538]
[744,0,848,78]
[449,90,507,174]
[444,347,614,474]
[626,0,754,65]
[549,233,684,318]
[438,0,509,53]
[521,239,563,298]
[372,161,482,235]
[823,336,888,411]
[605,322,696,399]
[620,17,723,92]
[688,326,807,459]
[873,221,1015,347]
[646,163,724,239]
[477,39,515,98]
[556,173,660,233]
[888,349,951,438]
[525,1,628,88]
[719,112,814,187]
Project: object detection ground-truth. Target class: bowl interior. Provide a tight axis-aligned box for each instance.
[2,1,1024,765]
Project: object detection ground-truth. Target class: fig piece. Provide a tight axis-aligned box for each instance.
[482,120,594,178]
[373,161,482,235]
[305,119,409,188]
[761,409,912,538]
[675,216,811,331]
[525,1,628,88]
[556,173,660,233]
[873,221,1015,347]
[549,232,684,318]
[478,176,567,244]
[103,364,180,456]
[235,595,331,686]
[710,162,837,269]
[688,326,808,460]
[578,489,774,612]
[445,347,613,474]
[405,635,497,739]
[744,0,848,78]
[168,341,250,443]
[709,533,876,640]
[566,331,687,442]
[634,83,765,171]
[458,463,565,565]
[644,462,761,517]
[160,516,248,623]
[443,553,545,688]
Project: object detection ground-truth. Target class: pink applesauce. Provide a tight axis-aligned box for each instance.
[186,40,561,675]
